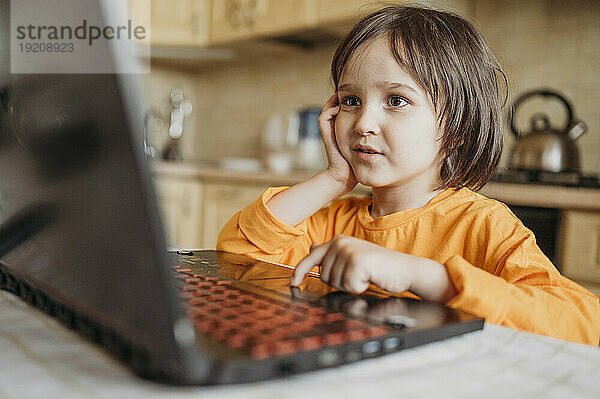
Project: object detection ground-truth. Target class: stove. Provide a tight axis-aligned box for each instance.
[491,169,600,189]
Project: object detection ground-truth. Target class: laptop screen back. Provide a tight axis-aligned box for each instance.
[0,0,190,375]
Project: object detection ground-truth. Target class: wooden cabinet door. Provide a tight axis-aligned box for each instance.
[211,0,314,44]
[560,210,600,284]
[147,0,211,46]
[317,0,472,26]
[201,182,268,248]
[316,0,379,24]
[154,177,204,249]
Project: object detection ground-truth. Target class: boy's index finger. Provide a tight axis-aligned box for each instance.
[323,92,338,109]
[290,242,329,287]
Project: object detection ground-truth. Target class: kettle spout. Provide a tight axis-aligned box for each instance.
[567,120,586,141]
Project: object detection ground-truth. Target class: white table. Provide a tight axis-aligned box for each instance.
[0,290,598,399]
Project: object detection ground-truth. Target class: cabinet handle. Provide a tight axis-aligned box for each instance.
[191,12,204,35]
[225,0,244,29]
[242,0,268,29]
[243,0,257,28]
[181,188,191,213]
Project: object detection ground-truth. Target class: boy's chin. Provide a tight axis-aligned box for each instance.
[354,172,388,188]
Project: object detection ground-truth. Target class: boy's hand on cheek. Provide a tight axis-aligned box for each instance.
[319,93,358,194]
[290,236,457,303]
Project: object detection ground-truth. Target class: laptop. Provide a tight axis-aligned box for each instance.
[0,0,483,384]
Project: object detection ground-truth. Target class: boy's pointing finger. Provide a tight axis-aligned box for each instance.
[290,242,329,286]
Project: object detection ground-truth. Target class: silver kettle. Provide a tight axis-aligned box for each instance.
[509,89,586,173]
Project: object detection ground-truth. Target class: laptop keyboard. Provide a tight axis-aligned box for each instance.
[172,266,390,360]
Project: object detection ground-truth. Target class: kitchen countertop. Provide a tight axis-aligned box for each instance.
[153,161,600,211]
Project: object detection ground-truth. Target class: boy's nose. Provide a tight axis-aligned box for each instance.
[354,107,380,136]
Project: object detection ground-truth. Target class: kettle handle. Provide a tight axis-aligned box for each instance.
[509,89,574,138]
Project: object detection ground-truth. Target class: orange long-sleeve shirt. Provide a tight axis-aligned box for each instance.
[217,186,600,345]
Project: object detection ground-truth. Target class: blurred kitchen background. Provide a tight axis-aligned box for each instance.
[129,0,600,296]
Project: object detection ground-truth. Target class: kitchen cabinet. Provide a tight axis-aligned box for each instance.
[133,0,472,50]
[317,0,471,25]
[153,174,367,251]
[133,0,211,47]
[154,175,204,248]
[316,0,381,25]
[210,0,316,44]
[153,170,268,249]
[559,210,600,296]
[200,182,268,248]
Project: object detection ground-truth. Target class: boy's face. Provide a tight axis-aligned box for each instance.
[335,36,442,189]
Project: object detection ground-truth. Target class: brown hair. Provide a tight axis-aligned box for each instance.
[331,3,507,191]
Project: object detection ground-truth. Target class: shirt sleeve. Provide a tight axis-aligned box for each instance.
[216,186,329,266]
[444,233,600,345]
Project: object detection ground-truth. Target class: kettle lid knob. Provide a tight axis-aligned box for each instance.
[531,113,550,132]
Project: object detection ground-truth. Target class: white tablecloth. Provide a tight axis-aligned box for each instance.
[0,290,598,399]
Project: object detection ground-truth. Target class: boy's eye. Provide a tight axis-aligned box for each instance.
[341,96,360,106]
[387,96,408,107]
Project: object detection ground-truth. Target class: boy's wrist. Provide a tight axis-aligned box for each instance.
[265,170,354,227]
[408,258,457,303]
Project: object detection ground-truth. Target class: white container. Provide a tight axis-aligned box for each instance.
[296,138,327,171]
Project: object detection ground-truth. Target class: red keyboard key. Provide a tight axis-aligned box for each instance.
[216,279,233,285]
[306,307,327,316]
[270,316,292,327]
[250,343,272,360]
[253,310,274,320]
[297,336,323,351]
[249,321,271,331]
[254,301,270,310]
[344,319,367,329]
[215,309,236,319]
[192,291,211,297]
[285,323,312,334]
[279,312,301,322]
[194,281,214,288]
[176,268,192,272]
[289,302,311,311]
[231,315,254,326]
[238,304,258,313]
[347,329,369,341]
[226,333,250,349]
[325,313,345,322]
[184,278,202,284]
[366,326,388,337]
[222,289,241,297]
[272,340,297,356]
[186,308,206,319]
[323,332,347,346]
[267,329,291,340]
[220,299,240,308]
[210,325,236,341]
[188,297,207,306]
[194,319,218,333]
